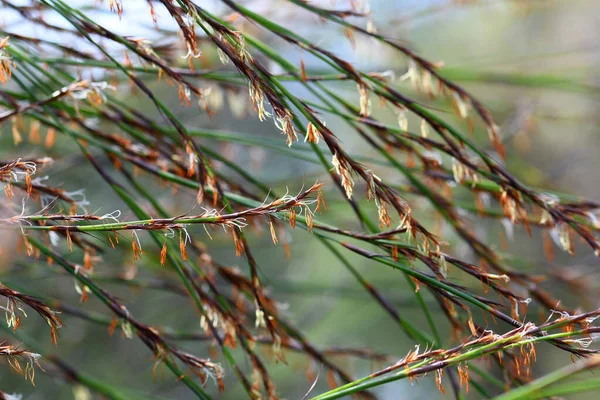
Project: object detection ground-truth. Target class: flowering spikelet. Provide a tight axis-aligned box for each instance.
[249,83,270,122]
[357,83,371,117]
[288,209,297,229]
[232,229,244,256]
[83,250,93,271]
[102,315,116,338]
[344,27,356,49]
[218,48,230,65]
[300,58,307,82]
[420,119,429,138]
[178,84,192,107]
[377,201,391,228]
[452,92,470,119]
[132,234,143,261]
[400,60,420,89]
[108,0,124,17]
[0,37,15,85]
[458,363,469,393]
[12,118,22,145]
[331,153,354,199]
[452,158,466,184]
[131,240,142,261]
[185,143,196,178]
[25,171,32,197]
[435,369,445,394]
[179,231,188,261]
[488,124,505,159]
[275,109,298,147]
[367,18,377,34]
[421,70,435,96]
[269,220,278,244]
[305,122,321,144]
[305,206,314,232]
[66,231,73,252]
[397,108,408,131]
[160,241,168,265]
[551,223,575,255]
[315,188,328,212]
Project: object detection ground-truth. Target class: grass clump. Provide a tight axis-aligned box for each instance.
[0,1,599,399]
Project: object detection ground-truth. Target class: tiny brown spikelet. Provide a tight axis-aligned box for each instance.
[489,126,506,160]
[391,245,399,262]
[277,109,298,147]
[458,364,469,393]
[66,231,73,252]
[0,37,14,85]
[108,0,124,17]
[288,209,297,229]
[132,233,144,261]
[315,189,328,212]
[179,232,188,261]
[435,369,445,394]
[305,122,321,144]
[331,153,354,199]
[83,250,92,271]
[123,50,133,69]
[300,58,307,82]
[160,241,168,265]
[357,83,371,117]
[185,144,196,178]
[467,316,477,336]
[411,277,420,293]
[420,119,429,138]
[25,173,32,197]
[4,184,13,201]
[12,118,22,145]
[233,230,244,257]
[79,286,89,303]
[305,207,313,232]
[50,325,59,346]
[344,27,356,49]
[269,220,278,244]
[178,84,191,107]
[377,201,391,228]
[108,316,117,336]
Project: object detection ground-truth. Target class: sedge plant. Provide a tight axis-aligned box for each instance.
[0,1,599,399]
